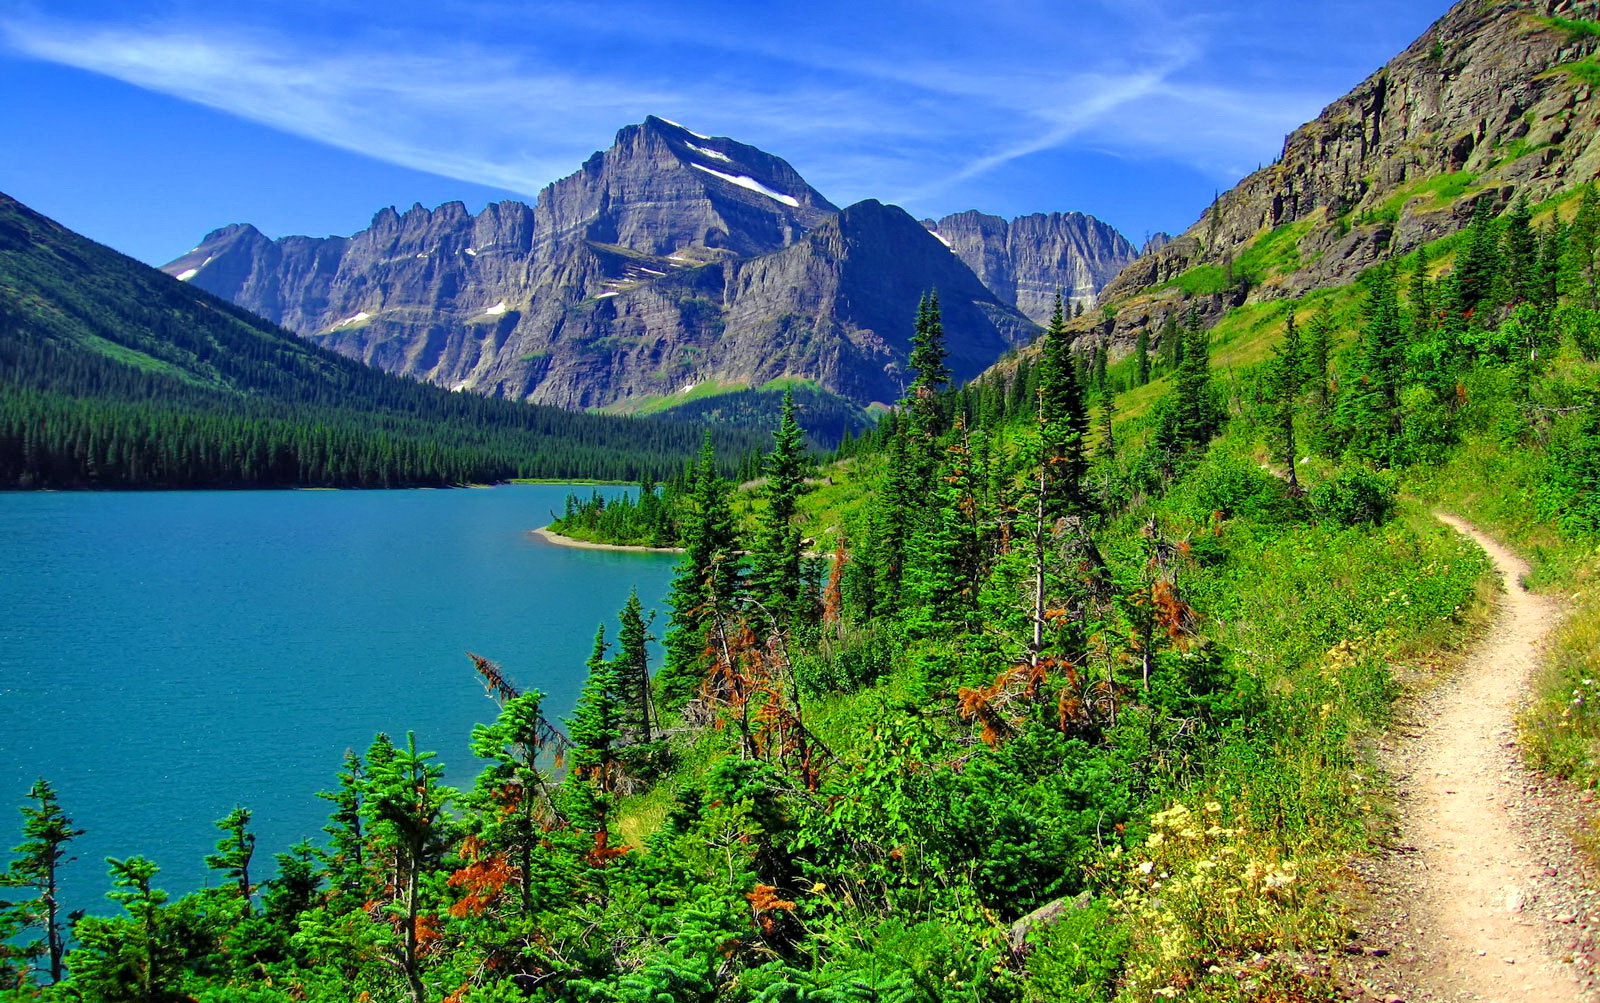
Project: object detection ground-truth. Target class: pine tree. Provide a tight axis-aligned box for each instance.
[70,857,171,1003]
[1409,243,1434,341]
[1159,311,1182,371]
[904,423,981,634]
[567,627,624,836]
[1038,293,1091,522]
[1098,393,1117,461]
[1025,293,1091,665]
[614,589,655,744]
[204,807,255,913]
[907,291,951,436]
[1503,194,1537,305]
[1304,301,1334,411]
[0,779,82,985]
[1451,196,1502,318]
[1568,183,1600,309]
[368,734,453,1003]
[748,392,808,625]
[658,434,745,710]
[464,684,561,920]
[1267,311,1306,491]
[1135,325,1151,385]
[317,750,367,908]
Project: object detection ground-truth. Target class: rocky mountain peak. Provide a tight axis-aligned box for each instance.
[926,209,1138,324]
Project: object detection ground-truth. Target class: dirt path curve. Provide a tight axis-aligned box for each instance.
[1349,513,1596,1001]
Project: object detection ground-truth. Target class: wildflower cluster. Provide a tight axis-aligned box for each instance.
[1113,800,1342,999]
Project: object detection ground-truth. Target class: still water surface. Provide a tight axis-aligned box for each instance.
[0,485,675,909]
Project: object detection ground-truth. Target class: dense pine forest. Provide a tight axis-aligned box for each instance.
[7,181,1600,1001]
[0,194,765,488]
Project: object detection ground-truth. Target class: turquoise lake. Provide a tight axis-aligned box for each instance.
[0,485,677,910]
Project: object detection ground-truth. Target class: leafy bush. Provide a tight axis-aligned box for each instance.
[1311,467,1397,525]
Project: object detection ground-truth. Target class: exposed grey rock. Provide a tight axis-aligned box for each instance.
[1073,0,1600,353]
[165,118,1042,410]
[923,210,1138,323]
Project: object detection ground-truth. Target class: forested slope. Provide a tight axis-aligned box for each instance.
[0,193,763,488]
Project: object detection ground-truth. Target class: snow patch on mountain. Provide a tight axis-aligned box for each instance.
[689,164,800,207]
[687,143,733,164]
[484,300,507,316]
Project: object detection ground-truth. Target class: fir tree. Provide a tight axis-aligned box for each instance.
[1267,311,1306,491]
[904,423,981,634]
[203,807,255,913]
[1451,196,1502,318]
[567,626,623,835]
[907,291,951,435]
[1159,311,1182,370]
[317,750,367,908]
[748,392,808,625]
[658,434,745,710]
[1503,194,1538,305]
[614,589,655,744]
[465,685,560,919]
[0,779,82,985]
[1098,393,1117,461]
[367,734,453,1003]
[1135,324,1152,385]
[1037,293,1091,522]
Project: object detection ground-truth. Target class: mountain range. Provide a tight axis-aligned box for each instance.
[162,117,1137,418]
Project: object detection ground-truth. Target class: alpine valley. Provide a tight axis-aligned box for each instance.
[9,1,1600,1002]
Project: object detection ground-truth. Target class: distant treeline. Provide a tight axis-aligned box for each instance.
[0,192,766,489]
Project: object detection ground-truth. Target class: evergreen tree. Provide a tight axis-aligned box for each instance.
[658,434,745,710]
[317,750,367,908]
[367,734,453,1003]
[1267,311,1306,491]
[1024,294,1091,664]
[907,291,951,435]
[1037,293,1091,522]
[1098,393,1117,461]
[1568,183,1599,309]
[1451,196,1502,318]
[1503,194,1538,305]
[0,779,82,985]
[904,427,981,634]
[1159,310,1182,370]
[465,685,561,920]
[69,856,173,1003]
[1409,243,1434,341]
[203,807,255,913]
[1135,324,1152,385]
[567,626,624,836]
[748,392,809,625]
[613,589,655,744]
[1304,302,1334,411]
[1340,264,1408,465]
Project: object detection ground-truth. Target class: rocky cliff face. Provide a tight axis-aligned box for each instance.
[1075,0,1600,349]
[923,211,1137,323]
[166,117,1110,412]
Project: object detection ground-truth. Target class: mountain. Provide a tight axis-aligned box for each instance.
[0,192,764,489]
[921,210,1138,322]
[164,118,1134,415]
[1071,0,1600,348]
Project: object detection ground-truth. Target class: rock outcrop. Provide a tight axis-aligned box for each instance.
[923,211,1137,323]
[1071,0,1600,351]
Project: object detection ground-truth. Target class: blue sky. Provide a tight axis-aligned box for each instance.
[1,0,1453,265]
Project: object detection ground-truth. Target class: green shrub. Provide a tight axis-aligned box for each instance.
[1311,467,1397,525]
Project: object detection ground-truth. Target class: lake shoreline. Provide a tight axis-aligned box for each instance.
[530,526,685,554]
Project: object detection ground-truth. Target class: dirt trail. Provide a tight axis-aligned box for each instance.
[1349,513,1596,1001]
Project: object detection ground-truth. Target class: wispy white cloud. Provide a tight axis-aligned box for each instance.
[0,6,1328,215]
